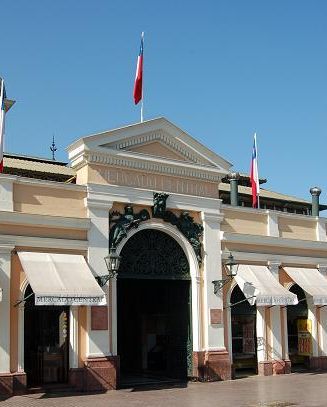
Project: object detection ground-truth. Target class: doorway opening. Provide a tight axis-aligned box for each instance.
[287,284,309,370]
[231,285,257,377]
[24,285,69,387]
[117,229,192,387]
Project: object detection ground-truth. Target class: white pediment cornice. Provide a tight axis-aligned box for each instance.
[67,117,232,182]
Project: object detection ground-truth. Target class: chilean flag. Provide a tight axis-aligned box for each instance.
[0,78,6,173]
[250,133,260,208]
[133,32,144,105]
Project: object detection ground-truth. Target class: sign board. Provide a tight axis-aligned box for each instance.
[35,295,106,306]
[297,319,312,356]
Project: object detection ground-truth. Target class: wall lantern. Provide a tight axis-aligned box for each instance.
[96,247,121,287]
[212,252,239,295]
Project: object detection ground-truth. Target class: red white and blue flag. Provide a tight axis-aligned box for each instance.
[0,78,6,173]
[250,133,260,208]
[133,32,144,105]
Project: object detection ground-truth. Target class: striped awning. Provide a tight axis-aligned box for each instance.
[18,252,106,306]
[235,265,298,306]
[284,267,327,305]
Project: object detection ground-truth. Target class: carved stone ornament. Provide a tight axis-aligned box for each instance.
[108,194,203,265]
[109,205,150,249]
[152,192,204,264]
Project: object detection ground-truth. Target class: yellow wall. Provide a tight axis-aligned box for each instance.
[221,209,267,236]
[13,184,86,218]
[278,217,316,240]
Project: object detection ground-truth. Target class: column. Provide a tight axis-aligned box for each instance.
[200,210,231,380]
[69,306,79,369]
[318,265,327,364]
[268,261,287,374]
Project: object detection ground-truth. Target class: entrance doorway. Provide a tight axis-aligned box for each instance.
[24,285,69,387]
[117,229,192,386]
[287,284,309,369]
[231,285,257,375]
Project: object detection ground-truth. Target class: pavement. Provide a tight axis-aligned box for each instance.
[1,372,327,407]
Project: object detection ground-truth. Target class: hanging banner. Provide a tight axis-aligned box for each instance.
[297,319,312,356]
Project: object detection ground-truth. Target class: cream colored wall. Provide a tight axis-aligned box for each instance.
[221,209,267,235]
[13,184,86,218]
[279,217,316,241]
[76,165,88,185]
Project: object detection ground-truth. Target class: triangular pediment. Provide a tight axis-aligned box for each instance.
[125,140,190,162]
[67,117,233,184]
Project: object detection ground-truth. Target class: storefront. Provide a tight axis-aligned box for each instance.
[1,117,327,395]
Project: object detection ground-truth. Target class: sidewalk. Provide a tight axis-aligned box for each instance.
[1,372,326,407]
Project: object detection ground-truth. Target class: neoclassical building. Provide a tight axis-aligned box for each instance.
[0,117,327,395]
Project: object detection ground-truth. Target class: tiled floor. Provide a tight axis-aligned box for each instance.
[1,372,327,407]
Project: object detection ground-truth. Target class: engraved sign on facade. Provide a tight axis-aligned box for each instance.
[97,167,218,198]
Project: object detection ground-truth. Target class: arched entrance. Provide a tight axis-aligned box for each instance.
[117,229,192,386]
[287,284,309,370]
[24,285,69,387]
[230,285,257,376]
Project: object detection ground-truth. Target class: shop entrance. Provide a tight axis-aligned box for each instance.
[117,229,192,386]
[24,285,69,387]
[287,284,309,369]
[231,285,257,375]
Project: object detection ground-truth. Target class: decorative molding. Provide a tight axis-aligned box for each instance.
[9,174,86,192]
[87,183,222,213]
[222,204,327,223]
[102,129,207,165]
[225,250,326,268]
[223,232,327,252]
[67,117,232,171]
[0,211,90,230]
[0,234,88,251]
[85,149,225,182]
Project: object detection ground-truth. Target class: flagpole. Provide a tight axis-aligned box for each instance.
[140,31,144,123]
[255,132,260,209]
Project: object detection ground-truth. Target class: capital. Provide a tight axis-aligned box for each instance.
[310,187,321,197]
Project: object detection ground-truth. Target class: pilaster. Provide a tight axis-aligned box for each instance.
[0,246,14,374]
[316,219,327,242]
[267,211,279,237]
[267,261,288,374]
[85,192,113,358]
[201,210,224,351]
[0,176,14,212]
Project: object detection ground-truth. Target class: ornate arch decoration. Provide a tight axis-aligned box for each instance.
[109,192,203,265]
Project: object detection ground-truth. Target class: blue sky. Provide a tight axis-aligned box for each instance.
[2,1,326,201]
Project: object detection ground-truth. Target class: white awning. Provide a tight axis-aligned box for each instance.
[235,265,298,306]
[0,288,2,302]
[284,267,327,305]
[18,252,106,306]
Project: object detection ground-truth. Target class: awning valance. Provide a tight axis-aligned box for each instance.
[235,265,298,306]
[18,252,106,306]
[284,267,327,305]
